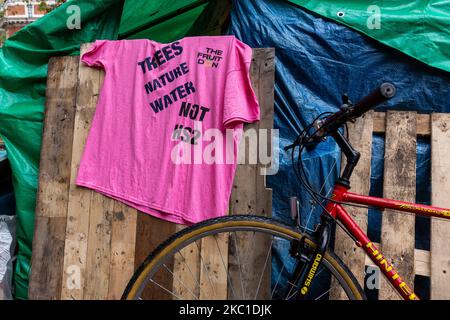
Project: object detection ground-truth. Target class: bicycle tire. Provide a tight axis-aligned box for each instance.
[122,215,365,300]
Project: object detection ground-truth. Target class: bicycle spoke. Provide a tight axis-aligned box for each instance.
[271,263,286,299]
[301,159,337,233]
[315,288,331,300]
[195,240,218,297]
[285,272,302,300]
[231,232,247,300]
[253,237,273,300]
[213,233,238,299]
[162,263,199,300]
[126,217,361,301]
[149,278,183,300]
[286,283,300,300]
[176,248,205,298]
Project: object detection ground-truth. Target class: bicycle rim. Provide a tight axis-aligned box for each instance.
[123,215,365,300]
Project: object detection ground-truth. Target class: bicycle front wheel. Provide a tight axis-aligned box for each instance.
[123,215,365,300]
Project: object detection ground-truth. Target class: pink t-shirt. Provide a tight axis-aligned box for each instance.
[76,36,260,224]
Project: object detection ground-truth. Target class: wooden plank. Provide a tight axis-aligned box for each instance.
[331,111,374,300]
[134,213,176,300]
[364,243,430,277]
[174,49,274,299]
[379,111,417,300]
[374,112,430,136]
[199,234,229,299]
[107,202,138,300]
[173,225,201,299]
[227,48,274,300]
[83,192,114,299]
[77,59,122,299]
[61,44,103,300]
[29,56,79,300]
[430,113,450,299]
[253,48,274,300]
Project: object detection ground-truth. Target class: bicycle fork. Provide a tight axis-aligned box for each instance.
[287,214,333,300]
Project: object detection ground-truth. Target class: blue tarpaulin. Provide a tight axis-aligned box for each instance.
[229,0,449,298]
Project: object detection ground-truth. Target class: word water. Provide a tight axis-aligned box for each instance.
[149,82,196,114]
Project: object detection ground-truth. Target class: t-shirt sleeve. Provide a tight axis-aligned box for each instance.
[81,40,110,68]
[223,38,260,128]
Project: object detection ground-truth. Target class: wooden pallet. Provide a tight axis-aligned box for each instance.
[29,45,275,300]
[332,111,450,300]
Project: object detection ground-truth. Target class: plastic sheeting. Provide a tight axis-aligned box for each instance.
[0,0,124,299]
[0,0,219,299]
[229,0,450,298]
[289,0,450,73]
[0,215,16,300]
[118,0,209,41]
[0,157,15,218]
[1,0,448,300]
[0,157,16,300]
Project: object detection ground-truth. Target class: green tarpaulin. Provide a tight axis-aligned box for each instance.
[119,0,210,41]
[0,0,124,299]
[2,0,450,299]
[0,0,212,299]
[290,0,450,73]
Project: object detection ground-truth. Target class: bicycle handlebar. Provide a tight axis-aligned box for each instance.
[321,82,396,133]
[284,83,396,151]
[350,83,396,119]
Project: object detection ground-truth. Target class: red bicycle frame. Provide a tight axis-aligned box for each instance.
[325,183,450,300]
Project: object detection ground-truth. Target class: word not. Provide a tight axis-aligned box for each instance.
[179,102,210,121]
[144,63,189,94]
[149,82,196,114]
[138,42,183,73]
[198,47,223,68]
[173,102,211,145]
[300,253,322,295]
[366,242,417,300]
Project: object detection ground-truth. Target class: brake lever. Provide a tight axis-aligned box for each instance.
[284,120,329,152]
[284,144,295,151]
[283,134,304,151]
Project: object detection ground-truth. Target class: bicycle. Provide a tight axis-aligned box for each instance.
[122,83,450,300]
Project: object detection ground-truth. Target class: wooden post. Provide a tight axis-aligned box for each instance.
[134,214,176,300]
[199,234,229,299]
[60,45,103,299]
[379,111,417,300]
[61,44,138,300]
[227,48,274,300]
[108,202,137,299]
[430,113,450,299]
[330,111,374,299]
[29,56,79,300]
[172,225,201,299]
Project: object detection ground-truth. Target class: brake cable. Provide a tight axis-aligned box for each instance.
[289,114,363,243]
